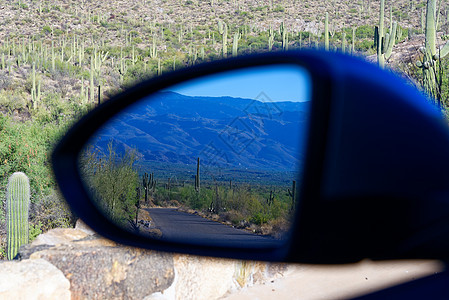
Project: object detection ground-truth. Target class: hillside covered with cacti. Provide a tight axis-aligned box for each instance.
[1,0,449,259]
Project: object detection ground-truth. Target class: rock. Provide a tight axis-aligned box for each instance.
[18,244,53,260]
[13,225,287,299]
[31,228,89,246]
[28,235,174,300]
[75,219,96,235]
[0,258,70,300]
[172,254,237,300]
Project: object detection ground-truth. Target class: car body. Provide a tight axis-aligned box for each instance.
[53,50,449,298]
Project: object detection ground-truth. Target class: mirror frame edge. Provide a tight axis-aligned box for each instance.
[52,51,335,262]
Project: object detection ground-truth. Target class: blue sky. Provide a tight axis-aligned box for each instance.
[167,64,311,102]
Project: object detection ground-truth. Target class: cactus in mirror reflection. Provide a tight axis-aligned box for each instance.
[267,190,274,206]
[143,172,149,203]
[6,172,30,260]
[195,157,200,192]
[142,172,156,203]
[287,180,296,211]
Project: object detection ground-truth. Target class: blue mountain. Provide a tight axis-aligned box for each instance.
[90,91,310,171]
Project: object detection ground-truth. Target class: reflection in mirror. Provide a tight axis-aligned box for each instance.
[78,65,311,247]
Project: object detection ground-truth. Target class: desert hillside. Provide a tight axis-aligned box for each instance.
[1,0,449,259]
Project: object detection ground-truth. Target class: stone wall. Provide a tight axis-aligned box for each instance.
[0,220,287,300]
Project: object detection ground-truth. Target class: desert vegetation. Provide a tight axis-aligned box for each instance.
[80,143,297,237]
[1,0,449,258]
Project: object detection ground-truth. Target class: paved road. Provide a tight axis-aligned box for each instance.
[146,208,281,247]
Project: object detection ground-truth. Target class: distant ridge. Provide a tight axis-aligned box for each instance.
[90,92,310,171]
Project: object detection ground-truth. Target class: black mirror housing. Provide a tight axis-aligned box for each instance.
[53,51,449,263]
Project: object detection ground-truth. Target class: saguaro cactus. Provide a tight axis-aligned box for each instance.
[268,26,275,51]
[218,21,228,58]
[417,0,449,101]
[142,172,156,203]
[232,32,241,57]
[279,21,288,50]
[195,157,200,192]
[6,172,30,260]
[287,180,296,211]
[31,62,41,110]
[324,12,329,51]
[376,0,397,68]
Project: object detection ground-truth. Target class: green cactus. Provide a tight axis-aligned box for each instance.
[324,12,329,51]
[50,41,55,72]
[195,157,200,192]
[280,21,288,50]
[268,26,275,51]
[158,58,162,75]
[6,172,30,260]
[218,20,228,58]
[80,79,86,105]
[232,32,241,57]
[31,62,41,110]
[287,180,296,211]
[352,27,356,54]
[267,190,274,206]
[377,0,385,67]
[150,35,157,59]
[417,0,449,102]
[421,8,426,33]
[90,55,94,104]
[376,0,397,68]
[143,172,149,203]
[142,172,156,204]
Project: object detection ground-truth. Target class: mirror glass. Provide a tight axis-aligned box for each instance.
[78,64,312,247]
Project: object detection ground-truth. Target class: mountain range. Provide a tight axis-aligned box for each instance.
[89,91,310,172]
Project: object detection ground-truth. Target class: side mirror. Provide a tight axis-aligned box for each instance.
[53,51,449,263]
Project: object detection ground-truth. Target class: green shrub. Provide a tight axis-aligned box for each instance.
[80,142,140,228]
[29,222,43,241]
[30,191,75,232]
[42,25,52,35]
[0,90,27,113]
[355,25,375,39]
[0,115,68,211]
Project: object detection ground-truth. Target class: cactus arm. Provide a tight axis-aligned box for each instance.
[425,0,437,57]
[437,41,449,58]
[384,22,397,59]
